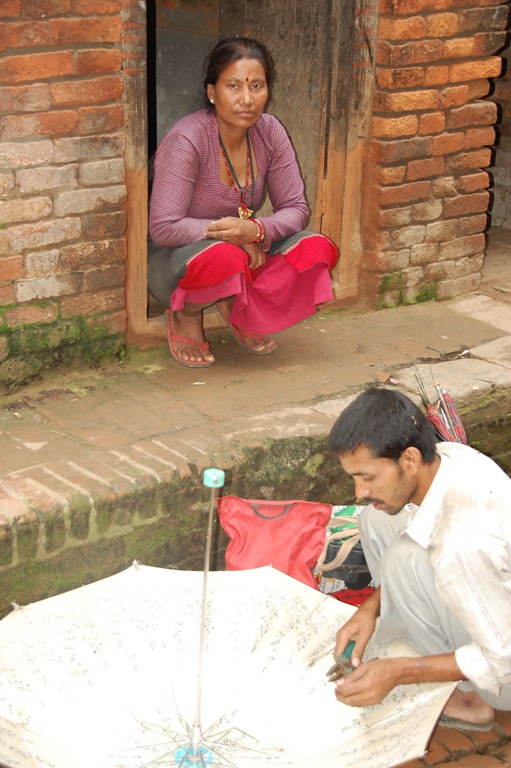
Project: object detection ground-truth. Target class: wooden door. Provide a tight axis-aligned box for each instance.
[219,0,378,303]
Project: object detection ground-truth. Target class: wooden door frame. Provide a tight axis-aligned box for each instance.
[315,0,379,306]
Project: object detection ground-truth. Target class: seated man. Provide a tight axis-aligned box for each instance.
[328,387,511,730]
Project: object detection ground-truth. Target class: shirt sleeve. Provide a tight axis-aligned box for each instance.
[436,546,511,695]
[257,118,310,251]
[149,128,212,247]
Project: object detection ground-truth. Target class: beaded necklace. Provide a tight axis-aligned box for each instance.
[218,131,255,219]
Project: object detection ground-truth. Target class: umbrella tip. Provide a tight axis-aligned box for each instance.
[203,468,225,489]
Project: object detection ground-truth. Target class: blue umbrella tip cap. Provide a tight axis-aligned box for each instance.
[203,468,225,488]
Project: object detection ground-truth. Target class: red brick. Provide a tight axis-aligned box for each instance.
[378,16,426,40]
[60,239,125,270]
[473,31,508,56]
[83,265,126,291]
[60,287,125,318]
[429,131,465,156]
[457,756,503,767]
[443,191,490,217]
[424,65,449,86]
[72,0,122,12]
[439,85,469,109]
[376,67,424,89]
[5,305,59,327]
[50,76,124,107]
[458,6,509,34]
[425,12,459,38]
[447,148,492,172]
[464,126,496,149]
[380,0,455,10]
[372,115,418,138]
[380,180,431,205]
[0,84,50,114]
[456,171,490,192]
[448,101,498,129]
[0,284,16,305]
[2,0,21,16]
[16,165,77,195]
[389,39,444,67]
[0,140,53,168]
[49,16,122,44]
[0,196,52,226]
[21,0,71,17]
[1,111,78,140]
[442,37,475,59]
[438,233,486,259]
[0,256,24,282]
[8,218,81,254]
[4,21,52,48]
[77,104,124,135]
[426,213,487,242]
[449,57,503,83]
[374,136,429,163]
[468,80,492,100]
[0,52,74,83]
[376,166,407,185]
[419,112,446,135]
[81,211,126,239]
[74,48,122,75]
[407,156,444,181]
[375,89,440,112]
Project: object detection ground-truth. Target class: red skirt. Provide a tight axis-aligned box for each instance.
[170,231,339,335]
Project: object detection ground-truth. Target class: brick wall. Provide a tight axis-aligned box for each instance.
[0,0,128,389]
[362,0,508,308]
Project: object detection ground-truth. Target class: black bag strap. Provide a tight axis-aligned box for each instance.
[250,502,294,520]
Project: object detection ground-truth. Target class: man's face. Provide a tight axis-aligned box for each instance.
[339,445,419,515]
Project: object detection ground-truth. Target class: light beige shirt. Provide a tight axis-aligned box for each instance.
[405,441,511,695]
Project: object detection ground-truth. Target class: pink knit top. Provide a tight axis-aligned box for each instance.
[149,108,310,253]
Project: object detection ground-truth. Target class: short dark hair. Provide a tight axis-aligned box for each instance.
[329,388,438,464]
[202,37,276,108]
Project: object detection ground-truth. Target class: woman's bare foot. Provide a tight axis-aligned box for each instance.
[165,308,215,367]
[217,300,277,355]
[442,687,495,726]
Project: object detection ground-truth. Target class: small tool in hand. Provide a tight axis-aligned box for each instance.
[326,640,356,682]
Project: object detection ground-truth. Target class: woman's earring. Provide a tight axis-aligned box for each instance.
[210,99,215,104]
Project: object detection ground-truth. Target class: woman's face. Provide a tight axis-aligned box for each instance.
[207,58,268,133]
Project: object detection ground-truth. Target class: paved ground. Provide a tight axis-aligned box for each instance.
[1,229,511,766]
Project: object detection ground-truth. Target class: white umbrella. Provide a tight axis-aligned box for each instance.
[0,469,455,768]
[0,564,455,768]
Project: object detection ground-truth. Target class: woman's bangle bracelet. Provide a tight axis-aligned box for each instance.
[250,218,265,246]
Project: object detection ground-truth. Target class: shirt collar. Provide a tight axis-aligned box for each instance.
[405,450,446,548]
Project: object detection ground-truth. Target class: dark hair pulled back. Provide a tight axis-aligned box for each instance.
[202,36,276,108]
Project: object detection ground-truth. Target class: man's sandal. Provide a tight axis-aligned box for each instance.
[165,309,214,368]
[217,302,277,356]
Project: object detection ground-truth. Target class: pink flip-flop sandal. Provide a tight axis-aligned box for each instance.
[217,302,277,356]
[165,309,214,368]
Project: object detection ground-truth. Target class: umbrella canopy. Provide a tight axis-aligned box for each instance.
[0,564,454,768]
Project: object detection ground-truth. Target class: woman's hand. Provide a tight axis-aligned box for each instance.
[243,243,266,270]
[205,217,259,247]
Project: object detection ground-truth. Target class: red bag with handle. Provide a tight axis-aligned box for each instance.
[217,496,332,589]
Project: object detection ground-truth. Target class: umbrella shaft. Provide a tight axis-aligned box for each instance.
[193,486,218,729]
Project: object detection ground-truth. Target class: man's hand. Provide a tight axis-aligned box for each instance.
[334,657,400,706]
[333,585,381,671]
